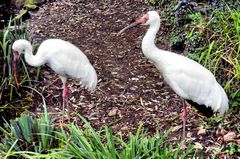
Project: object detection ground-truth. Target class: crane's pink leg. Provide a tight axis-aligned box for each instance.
[58,76,71,125]
[62,85,71,121]
[62,85,70,100]
[181,99,187,150]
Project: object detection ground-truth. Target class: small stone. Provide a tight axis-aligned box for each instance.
[223,132,236,142]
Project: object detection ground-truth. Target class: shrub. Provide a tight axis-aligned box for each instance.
[0,113,197,158]
[0,18,32,101]
[186,5,240,108]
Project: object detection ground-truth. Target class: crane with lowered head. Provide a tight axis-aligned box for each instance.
[12,39,98,121]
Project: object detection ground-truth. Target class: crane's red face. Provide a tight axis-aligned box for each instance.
[118,13,149,34]
[13,50,20,86]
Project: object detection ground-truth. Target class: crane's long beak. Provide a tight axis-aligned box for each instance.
[13,50,20,87]
[118,20,142,35]
[118,14,149,35]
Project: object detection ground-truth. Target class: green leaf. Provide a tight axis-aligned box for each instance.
[15,9,28,20]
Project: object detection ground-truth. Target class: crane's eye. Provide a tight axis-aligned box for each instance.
[143,14,149,22]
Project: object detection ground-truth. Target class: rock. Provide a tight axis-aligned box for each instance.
[223,132,236,142]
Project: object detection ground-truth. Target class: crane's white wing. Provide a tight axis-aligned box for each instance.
[38,39,97,91]
[154,51,228,114]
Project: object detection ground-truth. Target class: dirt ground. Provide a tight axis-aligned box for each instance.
[22,0,240,157]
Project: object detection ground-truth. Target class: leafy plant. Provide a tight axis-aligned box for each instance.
[225,142,240,156]
[13,0,45,19]
[186,3,240,108]
[55,115,196,159]
[0,110,197,158]
[0,100,58,158]
[0,18,33,101]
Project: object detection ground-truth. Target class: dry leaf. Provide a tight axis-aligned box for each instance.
[108,108,118,116]
[172,125,182,132]
[187,132,192,138]
[121,126,129,131]
[237,139,240,145]
[197,126,206,136]
[193,142,203,149]
[223,132,236,142]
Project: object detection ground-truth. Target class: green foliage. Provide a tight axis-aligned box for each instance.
[0,18,32,101]
[0,17,42,120]
[225,142,240,156]
[187,4,240,108]
[144,0,174,7]
[0,113,57,158]
[0,113,197,158]
[144,0,158,5]
[56,115,196,159]
[14,0,45,19]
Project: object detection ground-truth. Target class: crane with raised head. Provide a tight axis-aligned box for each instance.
[118,11,228,148]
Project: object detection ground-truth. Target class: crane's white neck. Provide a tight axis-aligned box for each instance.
[23,42,45,67]
[141,21,161,61]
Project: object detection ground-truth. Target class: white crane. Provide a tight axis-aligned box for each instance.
[12,39,98,120]
[119,11,229,147]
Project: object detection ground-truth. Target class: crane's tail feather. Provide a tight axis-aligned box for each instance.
[189,82,228,115]
[78,64,97,92]
[217,83,229,114]
[209,82,229,114]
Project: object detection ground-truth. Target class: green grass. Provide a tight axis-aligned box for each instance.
[0,111,197,158]
[0,18,42,117]
[186,3,240,108]
[0,18,31,101]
